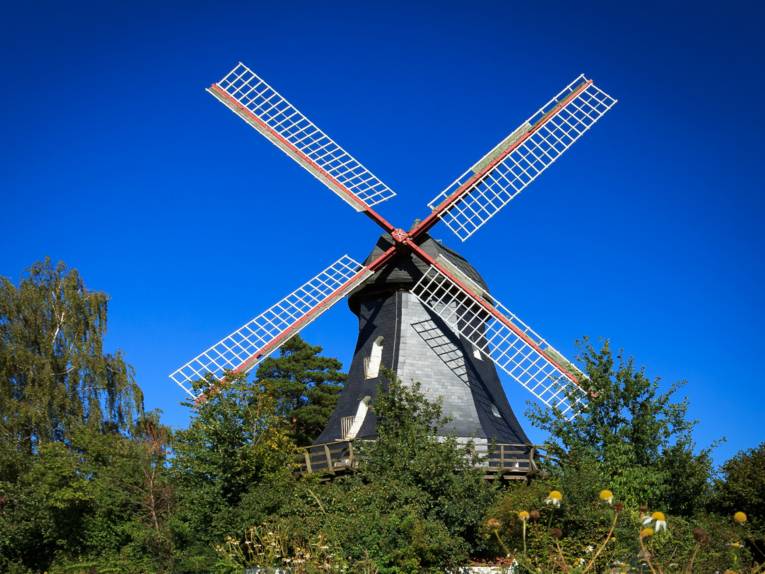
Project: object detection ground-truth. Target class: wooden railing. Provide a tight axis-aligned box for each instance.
[295,440,542,481]
[482,442,540,481]
[297,440,358,476]
[340,416,355,440]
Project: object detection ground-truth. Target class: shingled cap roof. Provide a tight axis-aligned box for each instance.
[349,233,490,312]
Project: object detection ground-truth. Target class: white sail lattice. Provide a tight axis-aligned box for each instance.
[429,75,617,241]
[411,265,588,418]
[170,255,371,398]
[209,62,396,211]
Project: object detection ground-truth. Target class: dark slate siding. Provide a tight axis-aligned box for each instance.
[313,294,398,444]
[462,342,530,444]
[395,292,485,438]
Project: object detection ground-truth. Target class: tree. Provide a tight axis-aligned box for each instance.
[0,260,160,573]
[0,423,177,574]
[712,442,765,527]
[0,258,143,453]
[254,335,345,445]
[170,373,296,570]
[528,340,714,515]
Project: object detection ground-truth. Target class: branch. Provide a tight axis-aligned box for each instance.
[50,298,65,348]
[554,539,570,573]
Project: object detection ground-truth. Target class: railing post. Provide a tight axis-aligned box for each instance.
[303,448,313,474]
[345,440,354,469]
[323,444,335,474]
[500,443,505,470]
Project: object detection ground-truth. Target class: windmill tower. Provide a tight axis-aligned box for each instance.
[171,63,617,463]
[314,233,532,448]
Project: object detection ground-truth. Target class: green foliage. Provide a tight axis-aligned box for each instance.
[486,487,756,573]
[529,339,714,515]
[712,442,765,525]
[171,372,296,570]
[0,260,159,573]
[0,258,143,451]
[0,418,175,573]
[213,525,363,573]
[256,335,345,446]
[249,476,469,573]
[711,441,765,561]
[362,370,497,544]
[219,373,497,573]
[1,260,762,573]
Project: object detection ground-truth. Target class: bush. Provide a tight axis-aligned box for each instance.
[214,372,497,573]
[484,485,758,573]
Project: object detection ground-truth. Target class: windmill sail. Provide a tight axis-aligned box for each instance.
[170,255,372,399]
[411,264,588,418]
[209,62,396,212]
[173,61,618,435]
[428,75,617,241]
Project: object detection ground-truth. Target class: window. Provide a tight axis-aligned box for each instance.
[365,336,384,379]
[491,404,501,418]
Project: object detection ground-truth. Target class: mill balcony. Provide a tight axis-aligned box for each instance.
[295,440,544,481]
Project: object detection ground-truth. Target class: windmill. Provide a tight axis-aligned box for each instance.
[170,62,617,462]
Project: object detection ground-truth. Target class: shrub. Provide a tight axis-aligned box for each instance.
[485,485,758,573]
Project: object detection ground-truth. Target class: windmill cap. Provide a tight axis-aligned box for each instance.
[348,233,490,312]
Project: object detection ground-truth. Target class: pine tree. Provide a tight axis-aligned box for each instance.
[255,335,345,445]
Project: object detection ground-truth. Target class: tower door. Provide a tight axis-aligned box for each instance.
[343,396,371,440]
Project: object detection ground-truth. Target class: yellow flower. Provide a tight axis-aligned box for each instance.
[734,511,747,524]
[640,527,654,539]
[518,510,530,521]
[545,490,563,507]
[599,489,614,504]
[642,511,668,532]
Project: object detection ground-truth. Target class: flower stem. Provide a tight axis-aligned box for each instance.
[493,528,510,558]
[554,539,570,573]
[684,543,700,574]
[639,536,659,574]
[582,510,618,573]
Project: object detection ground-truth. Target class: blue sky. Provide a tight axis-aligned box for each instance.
[2,1,763,465]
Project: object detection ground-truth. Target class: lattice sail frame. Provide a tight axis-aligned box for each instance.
[429,75,617,241]
[170,255,371,398]
[209,62,396,211]
[411,265,588,418]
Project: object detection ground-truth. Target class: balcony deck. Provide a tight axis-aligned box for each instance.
[295,440,542,481]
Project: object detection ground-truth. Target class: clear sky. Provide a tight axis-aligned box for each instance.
[2,1,763,465]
